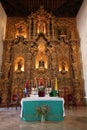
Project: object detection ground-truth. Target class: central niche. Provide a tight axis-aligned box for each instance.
[35,42,48,70]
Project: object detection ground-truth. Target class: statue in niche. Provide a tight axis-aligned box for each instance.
[39,60,44,68]
[62,61,65,70]
[61,61,66,74]
[16,60,22,72]
[37,17,46,34]
[17,26,22,34]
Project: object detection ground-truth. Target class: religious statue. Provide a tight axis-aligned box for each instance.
[16,60,22,72]
[37,17,46,34]
[61,61,66,74]
[39,60,44,68]
[61,61,65,71]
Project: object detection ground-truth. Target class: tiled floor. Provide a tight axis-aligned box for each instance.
[0,106,87,130]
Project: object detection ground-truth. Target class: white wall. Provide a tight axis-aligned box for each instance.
[76,0,87,104]
[0,2,7,72]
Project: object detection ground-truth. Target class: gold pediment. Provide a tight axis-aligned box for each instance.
[28,6,54,20]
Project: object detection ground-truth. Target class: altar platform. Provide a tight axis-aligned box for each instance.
[20,96,65,121]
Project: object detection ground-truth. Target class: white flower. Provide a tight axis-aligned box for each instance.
[38,86,45,91]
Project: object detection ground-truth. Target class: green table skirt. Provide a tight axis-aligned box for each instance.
[21,100,64,121]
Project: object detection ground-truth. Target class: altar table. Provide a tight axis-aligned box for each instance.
[20,97,65,121]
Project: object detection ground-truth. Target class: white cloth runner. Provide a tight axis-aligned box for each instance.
[21,96,64,102]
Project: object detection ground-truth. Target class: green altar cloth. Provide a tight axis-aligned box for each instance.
[21,97,65,121]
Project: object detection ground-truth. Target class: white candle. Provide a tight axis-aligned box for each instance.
[51,80,52,88]
[46,81,47,88]
[35,79,37,88]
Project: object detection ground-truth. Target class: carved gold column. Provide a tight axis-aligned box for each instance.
[47,19,50,38]
[70,40,79,80]
[28,18,31,39]
[70,39,84,105]
[52,18,55,39]
[33,20,36,37]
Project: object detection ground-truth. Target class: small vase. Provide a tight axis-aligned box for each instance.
[38,91,45,97]
[41,115,45,122]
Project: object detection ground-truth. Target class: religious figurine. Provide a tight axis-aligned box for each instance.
[61,61,65,71]
[39,60,44,68]
[16,60,22,72]
[61,61,66,74]
[37,17,46,34]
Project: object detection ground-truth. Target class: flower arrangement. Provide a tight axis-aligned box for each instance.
[38,86,45,92]
[36,105,50,122]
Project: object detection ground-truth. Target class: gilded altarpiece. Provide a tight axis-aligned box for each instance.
[0,7,84,105]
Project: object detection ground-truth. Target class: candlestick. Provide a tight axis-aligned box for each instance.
[51,80,52,88]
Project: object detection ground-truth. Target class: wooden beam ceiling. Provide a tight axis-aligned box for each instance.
[0,0,83,17]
